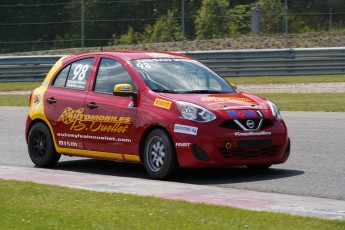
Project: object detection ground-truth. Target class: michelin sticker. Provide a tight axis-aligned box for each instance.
[174,124,198,135]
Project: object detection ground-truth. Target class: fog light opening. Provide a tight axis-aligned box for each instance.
[192,144,209,161]
[224,141,232,150]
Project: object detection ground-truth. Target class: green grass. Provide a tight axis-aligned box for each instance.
[225,75,345,84]
[258,93,345,112]
[1,180,344,230]
[0,81,41,91]
[0,95,29,106]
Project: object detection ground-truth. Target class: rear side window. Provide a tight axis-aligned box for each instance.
[53,58,93,90]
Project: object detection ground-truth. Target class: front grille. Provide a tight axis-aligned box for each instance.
[220,119,273,130]
[219,145,281,159]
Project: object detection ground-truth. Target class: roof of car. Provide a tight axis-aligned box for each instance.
[62,50,192,63]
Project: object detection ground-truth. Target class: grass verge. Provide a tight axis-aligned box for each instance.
[0,95,29,106]
[0,82,41,91]
[1,179,344,230]
[258,93,345,112]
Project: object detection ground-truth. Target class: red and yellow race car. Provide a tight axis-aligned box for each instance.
[25,51,290,179]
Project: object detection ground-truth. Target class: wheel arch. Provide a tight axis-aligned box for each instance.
[138,125,175,163]
[26,118,52,142]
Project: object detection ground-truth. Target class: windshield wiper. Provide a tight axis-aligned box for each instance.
[182,90,223,94]
[152,88,176,93]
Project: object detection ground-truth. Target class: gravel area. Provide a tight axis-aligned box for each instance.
[238,82,345,93]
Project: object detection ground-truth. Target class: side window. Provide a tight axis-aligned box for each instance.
[53,66,70,87]
[65,58,93,90]
[52,58,93,89]
[94,58,136,94]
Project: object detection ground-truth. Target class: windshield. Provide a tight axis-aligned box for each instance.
[131,58,235,94]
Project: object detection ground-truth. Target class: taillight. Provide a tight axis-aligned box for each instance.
[29,91,33,107]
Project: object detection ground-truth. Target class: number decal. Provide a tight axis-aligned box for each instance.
[73,64,89,80]
[136,63,151,69]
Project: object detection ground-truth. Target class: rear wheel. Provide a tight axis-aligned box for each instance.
[27,122,60,167]
[143,129,178,179]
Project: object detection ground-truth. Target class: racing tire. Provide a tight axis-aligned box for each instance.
[246,164,272,170]
[27,122,60,167]
[143,129,178,179]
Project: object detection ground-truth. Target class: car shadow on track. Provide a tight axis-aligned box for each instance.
[54,158,150,179]
[52,158,304,185]
[174,167,304,185]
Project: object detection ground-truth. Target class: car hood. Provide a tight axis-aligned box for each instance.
[160,92,269,111]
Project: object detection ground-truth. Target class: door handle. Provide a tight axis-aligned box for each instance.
[46,97,56,104]
[87,102,98,109]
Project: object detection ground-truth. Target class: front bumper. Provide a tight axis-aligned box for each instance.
[171,119,290,168]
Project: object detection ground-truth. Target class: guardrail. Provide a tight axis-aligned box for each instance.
[0,55,62,82]
[1,47,345,82]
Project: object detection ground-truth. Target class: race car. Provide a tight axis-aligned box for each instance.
[25,50,290,179]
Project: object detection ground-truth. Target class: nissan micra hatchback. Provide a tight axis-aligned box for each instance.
[26,51,290,179]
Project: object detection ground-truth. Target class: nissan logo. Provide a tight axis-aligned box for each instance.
[246,120,255,129]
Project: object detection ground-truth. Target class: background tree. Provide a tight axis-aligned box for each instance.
[228,3,255,36]
[288,0,345,32]
[147,11,181,43]
[259,0,284,34]
[195,0,230,39]
[0,0,70,52]
[1,0,345,53]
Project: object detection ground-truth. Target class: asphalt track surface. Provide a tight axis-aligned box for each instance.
[1,107,345,220]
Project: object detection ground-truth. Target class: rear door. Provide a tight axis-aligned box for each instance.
[83,56,138,154]
[44,56,95,150]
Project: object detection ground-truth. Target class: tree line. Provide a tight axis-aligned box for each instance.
[1,0,344,53]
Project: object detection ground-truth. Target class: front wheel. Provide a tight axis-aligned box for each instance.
[143,129,178,179]
[27,122,60,167]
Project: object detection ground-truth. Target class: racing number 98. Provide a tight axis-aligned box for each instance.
[72,64,89,81]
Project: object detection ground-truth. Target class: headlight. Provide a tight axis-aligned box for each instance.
[175,101,216,122]
[268,100,283,120]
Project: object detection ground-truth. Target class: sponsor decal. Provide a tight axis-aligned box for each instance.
[58,140,83,148]
[227,110,260,119]
[175,142,191,148]
[174,124,198,135]
[154,98,172,110]
[58,107,131,134]
[201,97,252,103]
[120,86,131,92]
[136,58,198,69]
[57,132,131,143]
[147,53,174,58]
[32,92,42,111]
[234,131,272,136]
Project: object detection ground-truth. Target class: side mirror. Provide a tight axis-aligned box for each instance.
[230,83,238,92]
[113,84,137,99]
